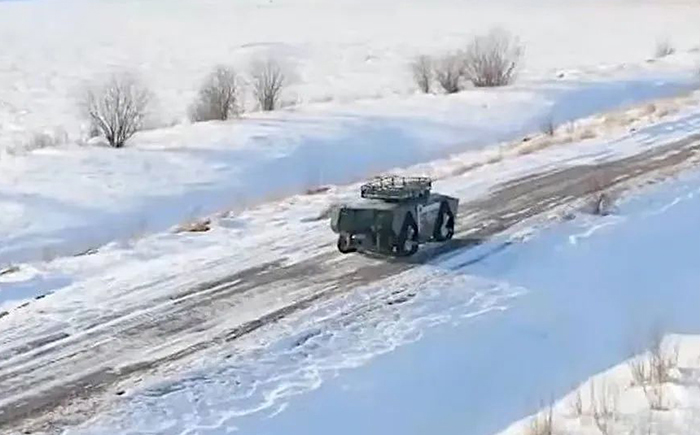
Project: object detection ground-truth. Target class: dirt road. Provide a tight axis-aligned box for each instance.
[2,133,700,434]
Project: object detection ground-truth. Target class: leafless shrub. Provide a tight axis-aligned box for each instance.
[463,28,523,87]
[411,55,434,93]
[527,402,555,435]
[592,192,613,216]
[434,53,465,94]
[590,379,620,435]
[654,39,676,58]
[251,58,286,111]
[584,172,615,216]
[189,65,241,122]
[541,117,556,136]
[82,72,151,148]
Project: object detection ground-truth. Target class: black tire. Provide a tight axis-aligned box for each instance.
[337,234,356,254]
[395,213,419,257]
[433,202,455,242]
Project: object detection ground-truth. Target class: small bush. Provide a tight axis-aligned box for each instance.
[654,39,676,58]
[190,65,241,122]
[434,53,465,94]
[463,28,523,87]
[411,55,434,94]
[251,58,286,111]
[82,72,151,148]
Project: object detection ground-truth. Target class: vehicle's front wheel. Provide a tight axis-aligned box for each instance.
[395,213,419,257]
[337,234,357,254]
[433,202,455,242]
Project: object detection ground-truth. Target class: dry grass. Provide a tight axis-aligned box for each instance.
[175,218,212,233]
[527,402,555,435]
[628,330,679,411]
[567,386,584,417]
[590,379,620,435]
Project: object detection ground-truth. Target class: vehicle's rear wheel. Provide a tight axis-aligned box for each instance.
[433,202,455,242]
[337,234,356,254]
[395,213,419,257]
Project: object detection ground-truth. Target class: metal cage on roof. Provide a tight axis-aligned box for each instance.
[360,176,432,201]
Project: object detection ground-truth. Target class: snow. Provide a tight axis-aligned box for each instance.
[54,135,700,435]
[2,0,700,267]
[2,74,699,266]
[4,0,700,432]
[499,334,700,435]
[4,93,700,314]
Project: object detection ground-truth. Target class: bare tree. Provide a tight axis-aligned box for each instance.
[251,58,286,111]
[189,65,241,122]
[82,73,150,148]
[411,55,434,94]
[434,53,465,94]
[463,28,523,87]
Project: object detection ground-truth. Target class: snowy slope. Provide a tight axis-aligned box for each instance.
[56,129,700,435]
[499,334,700,435]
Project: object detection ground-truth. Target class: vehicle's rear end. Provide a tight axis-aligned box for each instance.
[330,206,396,253]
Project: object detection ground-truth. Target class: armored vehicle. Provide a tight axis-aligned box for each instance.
[330,176,459,256]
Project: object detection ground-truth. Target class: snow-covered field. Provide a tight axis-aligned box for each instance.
[3,0,700,433]
[56,137,700,435]
[2,0,700,267]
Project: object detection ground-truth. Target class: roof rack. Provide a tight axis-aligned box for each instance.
[360,175,432,201]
